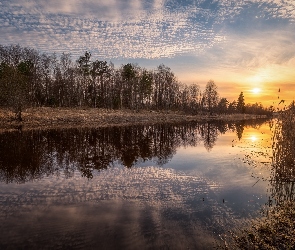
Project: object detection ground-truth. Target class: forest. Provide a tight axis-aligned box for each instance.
[0,44,272,121]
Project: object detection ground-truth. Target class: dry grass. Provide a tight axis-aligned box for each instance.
[219,108,295,249]
[222,201,295,250]
[0,107,266,132]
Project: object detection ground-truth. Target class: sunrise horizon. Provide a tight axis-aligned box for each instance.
[1,0,295,107]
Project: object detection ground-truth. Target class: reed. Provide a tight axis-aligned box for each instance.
[219,103,295,249]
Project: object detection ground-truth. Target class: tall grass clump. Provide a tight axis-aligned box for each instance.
[271,103,295,202]
[219,102,295,249]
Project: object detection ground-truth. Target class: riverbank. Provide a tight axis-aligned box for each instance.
[0,107,268,132]
[222,201,295,249]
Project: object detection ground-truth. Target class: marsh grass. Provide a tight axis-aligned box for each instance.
[0,107,267,131]
[219,104,295,249]
[271,106,295,202]
[222,200,295,249]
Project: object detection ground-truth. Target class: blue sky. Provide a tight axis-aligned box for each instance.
[1,0,295,104]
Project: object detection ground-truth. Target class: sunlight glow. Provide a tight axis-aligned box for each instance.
[252,88,261,94]
[250,136,258,142]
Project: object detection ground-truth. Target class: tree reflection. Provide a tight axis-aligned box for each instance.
[235,120,245,140]
[200,122,219,151]
[199,121,240,151]
[0,120,267,183]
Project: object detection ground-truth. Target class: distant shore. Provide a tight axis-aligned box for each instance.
[0,107,268,132]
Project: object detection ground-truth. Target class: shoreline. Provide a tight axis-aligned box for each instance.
[0,107,269,132]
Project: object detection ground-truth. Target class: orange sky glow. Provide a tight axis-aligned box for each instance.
[176,53,295,106]
[1,0,294,107]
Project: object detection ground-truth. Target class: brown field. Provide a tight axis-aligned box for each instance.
[0,107,267,132]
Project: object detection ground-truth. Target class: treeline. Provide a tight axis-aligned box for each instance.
[0,44,272,120]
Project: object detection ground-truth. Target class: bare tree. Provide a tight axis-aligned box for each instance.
[203,80,219,114]
[0,62,30,121]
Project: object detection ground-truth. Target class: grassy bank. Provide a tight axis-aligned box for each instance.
[222,201,295,249]
[220,108,295,249]
[0,107,268,131]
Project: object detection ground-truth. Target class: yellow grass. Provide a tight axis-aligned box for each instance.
[0,107,267,132]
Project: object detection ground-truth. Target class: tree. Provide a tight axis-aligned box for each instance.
[203,80,219,114]
[0,62,30,121]
[228,100,237,113]
[153,64,179,110]
[138,69,153,109]
[237,92,246,113]
[77,51,92,106]
[218,97,228,114]
[77,51,91,76]
[188,84,200,113]
[121,63,138,109]
[91,60,110,108]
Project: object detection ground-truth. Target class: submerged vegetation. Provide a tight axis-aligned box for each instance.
[0,44,273,121]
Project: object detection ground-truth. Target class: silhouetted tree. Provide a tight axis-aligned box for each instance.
[0,62,30,120]
[218,97,228,114]
[237,92,246,113]
[228,100,237,113]
[0,44,275,115]
[121,63,138,109]
[138,69,153,109]
[77,51,92,105]
[203,80,219,114]
[91,60,110,108]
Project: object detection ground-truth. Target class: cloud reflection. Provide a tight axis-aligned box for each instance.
[0,166,241,249]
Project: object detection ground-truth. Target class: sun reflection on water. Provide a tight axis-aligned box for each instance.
[250,135,258,142]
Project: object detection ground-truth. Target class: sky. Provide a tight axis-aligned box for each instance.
[1,0,295,106]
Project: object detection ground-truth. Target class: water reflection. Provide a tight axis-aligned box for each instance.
[250,135,258,142]
[0,119,272,249]
[0,120,267,184]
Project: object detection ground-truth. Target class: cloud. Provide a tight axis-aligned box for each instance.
[4,0,156,21]
[0,0,295,74]
[0,0,294,105]
[0,0,227,59]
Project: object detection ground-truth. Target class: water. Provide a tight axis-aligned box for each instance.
[0,119,273,249]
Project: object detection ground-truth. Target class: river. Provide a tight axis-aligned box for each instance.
[0,119,274,249]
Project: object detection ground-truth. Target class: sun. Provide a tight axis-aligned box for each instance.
[252,88,261,94]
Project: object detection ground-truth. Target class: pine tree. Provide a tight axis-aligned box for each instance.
[237,92,245,114]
